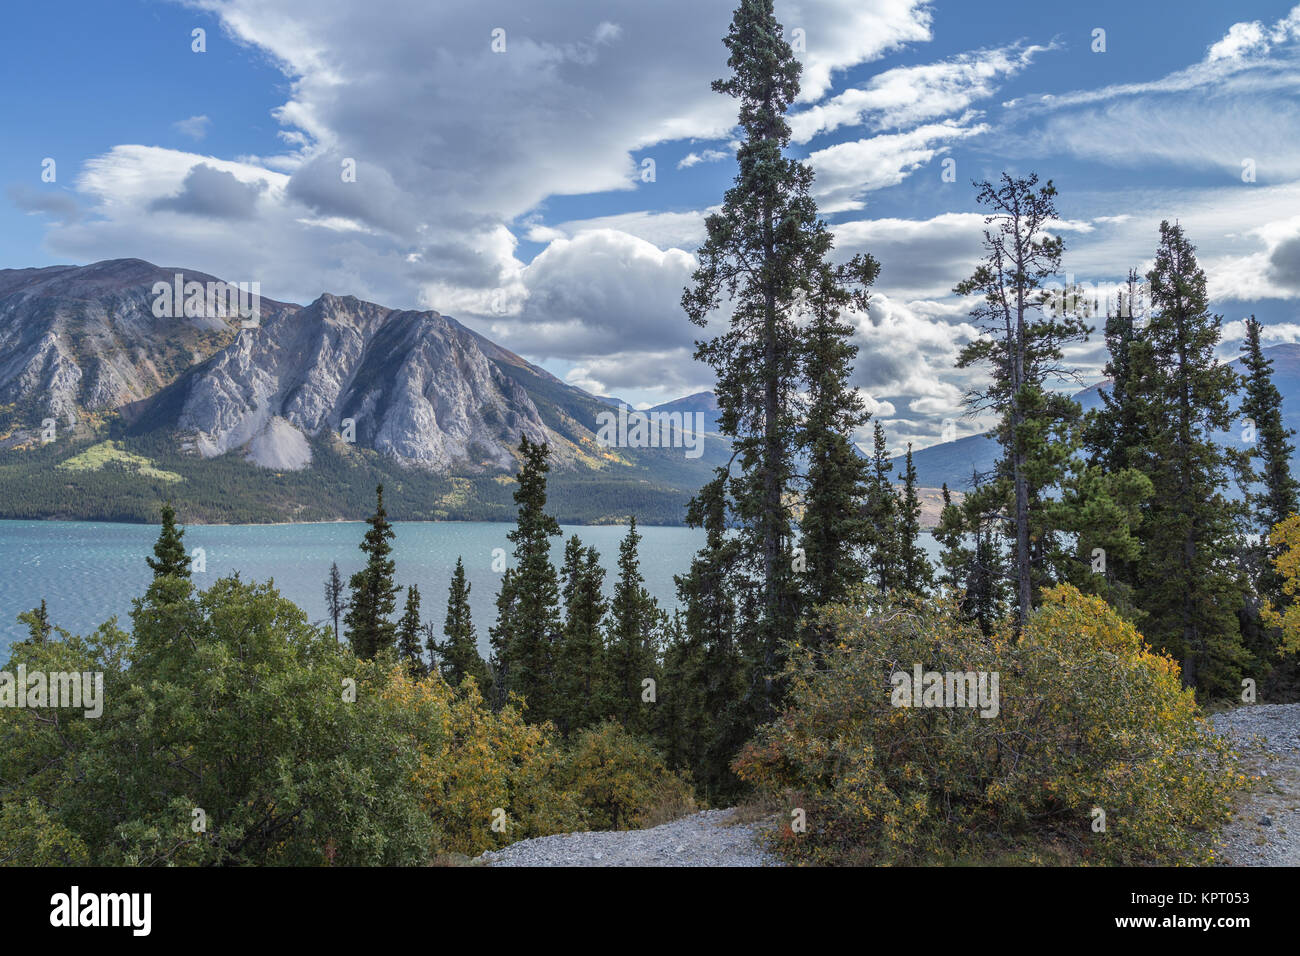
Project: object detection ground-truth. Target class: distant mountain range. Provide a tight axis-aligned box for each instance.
[0,259,725,524]
[3,258,1290,525]
[896,343,1300,492]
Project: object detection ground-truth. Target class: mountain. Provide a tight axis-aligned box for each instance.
[647,391,721,435]
[0,259,724,524]
[0,259,296,433]
[897,343,1300,491]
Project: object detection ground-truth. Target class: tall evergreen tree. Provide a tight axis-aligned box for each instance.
[146,503,191,579]
[396,584,426,678]
[655,610,707,777]
[1240,315,1299,537]
[799,259,878,615]
[864,422,901,592]
[896,445,935,593]
[682,0,877,720]
[935,471,1011,636]
[954,174,1087,631]
[437,557,492,690]
[1133,222,1248,694]
[489,436,562,722]
[324,562,344,642]
[555,535,609,735]
[1086,271,1148,476]
[672,474,746,800]
[1081,270,1151,602]
[1236,315,1300,691]
[934,484,967,596]
[606,519,662,734]
[344,485,399,659]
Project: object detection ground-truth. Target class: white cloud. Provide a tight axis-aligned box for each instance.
[677,149,729,169]
[1207,21,1271,62]
[809,120,988,212]
[790,41,1052,144]
[172,115,212,141]
[1207,5,1300,61]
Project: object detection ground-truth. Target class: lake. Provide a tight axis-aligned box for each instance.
[0,520,939,655]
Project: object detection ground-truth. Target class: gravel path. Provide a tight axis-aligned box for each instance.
[476,808,781,867]
[1210,702,1300,866]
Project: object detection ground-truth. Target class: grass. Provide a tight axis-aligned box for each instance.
[57,440,184,483]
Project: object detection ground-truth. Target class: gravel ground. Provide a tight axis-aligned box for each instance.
[1210,702,1300,866]
[476,808,781,867]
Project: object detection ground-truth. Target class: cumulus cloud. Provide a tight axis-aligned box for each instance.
[490,229,698,359]
[833,212,986,297]
[1207,6,1300,61]
[150,163,268,219]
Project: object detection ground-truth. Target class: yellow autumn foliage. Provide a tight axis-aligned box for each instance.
[1263,514,1300,654]
[376,668,694,858]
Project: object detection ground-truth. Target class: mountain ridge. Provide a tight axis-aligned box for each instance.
[0,259,724,524]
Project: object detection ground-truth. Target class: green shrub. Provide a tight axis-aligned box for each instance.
[734,584,1245,865]
[0,576,696,865]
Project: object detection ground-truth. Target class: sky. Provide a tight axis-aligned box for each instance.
[3,0,1300,453]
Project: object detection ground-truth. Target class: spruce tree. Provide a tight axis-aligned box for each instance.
[673,474,745,800]
[396,584,426,678]
[146,503,191,579]
[344,485,399,659]
[555,535,609,735]
[936,471,1011,636]
[865,422,901,592]
[1133,222,1248,694]
[1240,315,1299,537]
[655,610,707,777]
[1086,271,1148,476]
[954,174,1087,631]
[1082,270,1151,601]
[324,562,344,642]
[896,445,935,592]
[934,484,968,595]
[799,259,878,615]
[682,0,877,718]
[607,519,661,734]
[488,436,562,722]
[437,557,492,690]
[1237,315,1299,690]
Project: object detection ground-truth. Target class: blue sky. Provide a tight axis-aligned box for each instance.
[3,0,1300,451]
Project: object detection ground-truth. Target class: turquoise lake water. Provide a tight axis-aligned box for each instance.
[0,520,939,655]
[0,520,705,654]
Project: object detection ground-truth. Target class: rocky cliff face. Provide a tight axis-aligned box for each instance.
[0,258,717,482]
[0,258,295,429]
[168,292,552,471]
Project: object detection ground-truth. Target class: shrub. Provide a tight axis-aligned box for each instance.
[380,669,584,857]
[0,577,697,865]
[560,720,696,830]
[734,584,1244,865]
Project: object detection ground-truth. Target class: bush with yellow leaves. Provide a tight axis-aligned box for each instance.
[734,584,1244,865]
[560,720,696,830]
[1263,513,1300,654]
[378,668,582,858]
[379,671,695,858]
